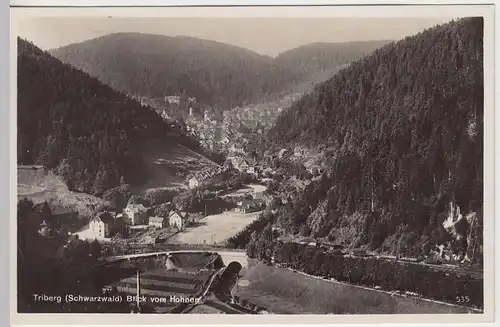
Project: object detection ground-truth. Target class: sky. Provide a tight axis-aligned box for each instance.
[18,17,453,57]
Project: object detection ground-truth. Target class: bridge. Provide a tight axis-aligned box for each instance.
[98,249,248,268]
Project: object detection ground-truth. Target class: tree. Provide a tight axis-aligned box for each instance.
[55,158,73,187]
[265,18,483,257]
[90,239,102,259]
[103,184,132,211]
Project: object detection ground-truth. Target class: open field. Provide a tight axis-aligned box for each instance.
[246,184,267,193]
[221,183,267,199]
[233,261,477,314]
[169,211,262,245]
[17,166,108,217]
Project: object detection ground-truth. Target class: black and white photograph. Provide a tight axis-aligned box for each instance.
[11,3,495,325]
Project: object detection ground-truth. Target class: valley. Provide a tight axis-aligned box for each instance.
[16,17,485,315]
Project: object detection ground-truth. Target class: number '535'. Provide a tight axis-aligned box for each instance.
[456,296,470,303]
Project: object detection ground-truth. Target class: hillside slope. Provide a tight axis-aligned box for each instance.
[267,18,484,262]
[50,34,388,111]
[273,40,391,90]
[49,33,287,110]
[17,38,204,195]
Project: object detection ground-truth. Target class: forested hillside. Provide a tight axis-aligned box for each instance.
[50,34,387,110]
[274,40,390,90]
[50,33,287,110]
[17,38,196,195]
[267,18,484,262]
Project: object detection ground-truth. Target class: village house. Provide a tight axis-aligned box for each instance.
[38,220,49,237]
[231,157,258,176]
[306,166,323,176]
[144,235,160,244]
[165,95,180,104]
[228,157,247,172]
[160,110,171,120]
[123,203,148,225]
[321,242,345,254]
[187,165,230,189]
[149,216,167,229]
[189,176,200,189]
[89,212,115,238]
[236,158,250,172]
[228,144,246,156]
[168,210,188,230]
[299,239,319,247]
[235,199,266,214]
[247,165,257,176]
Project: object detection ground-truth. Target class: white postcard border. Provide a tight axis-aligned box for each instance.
[8,3,496,326]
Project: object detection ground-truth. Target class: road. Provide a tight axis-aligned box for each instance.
[295,242,483,280]
[101,249,246,262]
[180,266,227,313]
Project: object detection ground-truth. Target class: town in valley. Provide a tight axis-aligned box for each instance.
[16,14,485,315]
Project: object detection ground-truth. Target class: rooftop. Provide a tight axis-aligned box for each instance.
[94,211,114,224]
[126,203,147,213]
[169,210,187,219]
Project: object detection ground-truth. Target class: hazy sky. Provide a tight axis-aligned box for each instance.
[18,17,452,56]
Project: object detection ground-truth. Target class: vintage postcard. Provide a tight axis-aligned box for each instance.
[10,3,495,326]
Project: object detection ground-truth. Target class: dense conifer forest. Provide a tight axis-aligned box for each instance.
[17,38,198,195]
[50,34,387,110]
[267,18,484,261]
[273,40,390,86]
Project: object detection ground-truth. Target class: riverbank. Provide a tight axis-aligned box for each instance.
[233,260,480,314]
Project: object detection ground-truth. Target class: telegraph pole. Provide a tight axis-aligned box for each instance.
[136,269,141,313]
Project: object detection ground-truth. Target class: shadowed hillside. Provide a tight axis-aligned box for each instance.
[265,18,484,262]
[273,40,391,91]
[50,33,287,110]
[17,38,204,195]
[50,34,388,110]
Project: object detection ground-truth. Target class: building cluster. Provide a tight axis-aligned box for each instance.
[187,152,263,190]
[298,240,346,254]
[187,165,231,189]
[233,199,266,214]
[226,156,260,176]
[164,95,181,104]
[185,109,220,150]
[88,203,190,239]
